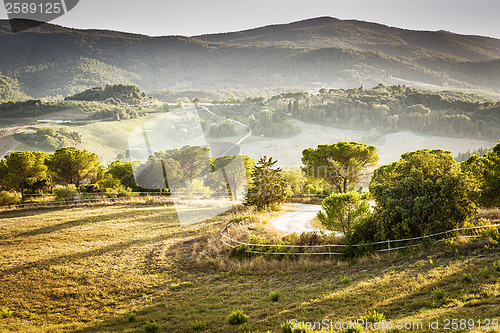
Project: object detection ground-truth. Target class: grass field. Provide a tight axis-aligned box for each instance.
[1,204,500,332]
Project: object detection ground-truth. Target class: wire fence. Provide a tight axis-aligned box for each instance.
[220,220,500,256]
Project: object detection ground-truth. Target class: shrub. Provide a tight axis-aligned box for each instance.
[143,320,159,332]
[341,276,351,284]
[1,309,12,318]
[0,191,20,206]
[432,287,446,300]
[360,310,385,323]
[53,184,77,201]
[128,312,136,323]
[230,244,249,260]
[482,266,491,277]
[269,291,281,302]
[345,323,364,332]
[191,320,207,331]
[238,322,251,332]
[280,321,313,333]
[462,273,472,283]
[227,310,249,325]
[169,283,180,290]
[493,260,500,272]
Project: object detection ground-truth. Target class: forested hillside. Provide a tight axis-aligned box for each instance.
[1,18,500,99]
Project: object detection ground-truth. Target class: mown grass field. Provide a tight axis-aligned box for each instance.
[0,203,499,332]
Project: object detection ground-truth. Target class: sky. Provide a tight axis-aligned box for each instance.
[1,0,500,38]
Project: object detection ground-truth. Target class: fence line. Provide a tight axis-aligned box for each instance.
[220,220,500,255]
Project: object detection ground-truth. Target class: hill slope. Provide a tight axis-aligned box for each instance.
[1,18,500,99]
[195,17,500,61]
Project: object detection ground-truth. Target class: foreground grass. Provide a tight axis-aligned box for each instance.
[0,204,499,332]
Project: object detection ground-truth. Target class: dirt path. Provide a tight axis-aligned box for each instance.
[270,204,323,234]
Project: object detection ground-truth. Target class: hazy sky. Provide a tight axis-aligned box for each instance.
[1,0,500,38]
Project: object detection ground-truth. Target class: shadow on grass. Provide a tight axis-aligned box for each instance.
[0,212,196,276]
[2,206,179,240]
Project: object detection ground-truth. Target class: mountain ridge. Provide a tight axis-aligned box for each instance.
[0,17,499,99]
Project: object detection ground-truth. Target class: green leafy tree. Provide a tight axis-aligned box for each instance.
[0,151,48,200]
[46,147,100,187]
[212,155,255,200]
[162,103,170,111]
[106,160,137,190]
[480,143,500,208]
[317,191,370,237]
[244,156,289,210]
[302,141,379,193]
[370,149,477,240]
[464,141,500,208]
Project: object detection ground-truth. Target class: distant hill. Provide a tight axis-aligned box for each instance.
[195,17,500,61]
[1,17,500,99]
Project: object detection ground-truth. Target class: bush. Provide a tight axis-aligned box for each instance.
[432,287,446,300]
[493,260,500,272]
[191,320,207,331]
[0,191,20,206]
[341,276,351,284]
[360,310,385,323]
[227,310,249,325]
[0,309,12,318]
[128,312,136,323]
[53,184,78,201]
[269,291,281,302]
[230,244,249,260]
[143,320,159,332]
[462,273,472,283]
[238,322,251,332]
[169,283,180,290]
[280,321,313,333]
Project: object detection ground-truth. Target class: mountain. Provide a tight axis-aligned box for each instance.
[1,17,500,100]
[195,17,500,61]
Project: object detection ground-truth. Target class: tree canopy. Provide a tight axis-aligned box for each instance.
[244,156,289,210]
[302,141,379,193]
[369,149,477,240]
[0,151,48,200]
[46,147,100,187]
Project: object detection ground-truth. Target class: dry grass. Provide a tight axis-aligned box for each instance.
[1,204,500,332]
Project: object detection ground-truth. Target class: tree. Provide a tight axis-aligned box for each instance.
[162,103,170,112]
[0,151,48,200]
[46,147,100,187]
[369,149,477,240]
[244,156,289,210]
[317,191,370,237]
[302,141,379,193]
[212,155,255,200]
[479,143,500,208]
[464,141,500,208]
[106,160,137,190]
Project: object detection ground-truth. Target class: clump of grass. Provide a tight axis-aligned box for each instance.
[462,273,472,284]
[227,310,249,325]
[493,260,500,272]
[0,309,12,318]
[429,258,439,268]
[280,320,313,333]
[432,287,446,300]
[341,276,351,284]
[482,266,491,277]
[128,312,136,323]
[360,310,385,323]
[238,322,251,332]
[143,320,159,332]
[345,323,364,332]
[169,283,181,290]
[191,320,207,331]
[269,291,281,302]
